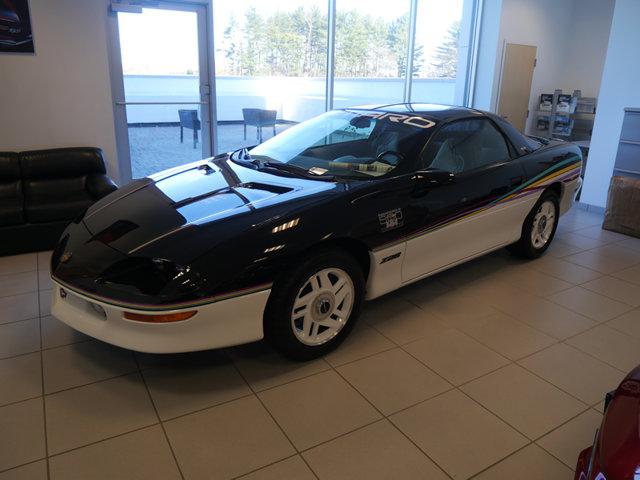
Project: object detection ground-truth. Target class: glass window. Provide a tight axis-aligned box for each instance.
[213,0,328,153]
[117,7,207,178]
[422,119,511,173]
[333,0,411,107]
[249,110,434,178]
[411,0,468,105]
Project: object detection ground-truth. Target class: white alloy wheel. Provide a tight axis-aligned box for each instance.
[290,267,354,346]
[530,200,557,249]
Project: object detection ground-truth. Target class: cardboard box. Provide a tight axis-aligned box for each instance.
[603,176,640,238]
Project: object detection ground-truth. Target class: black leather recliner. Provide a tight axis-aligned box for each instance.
[0,147,117,256]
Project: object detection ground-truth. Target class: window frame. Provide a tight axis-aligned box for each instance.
[416,116,518,176]
[107,0,482,183]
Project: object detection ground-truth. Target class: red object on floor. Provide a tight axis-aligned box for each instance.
[575,365,640,480]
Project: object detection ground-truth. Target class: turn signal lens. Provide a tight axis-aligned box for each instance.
[123,310,197,323]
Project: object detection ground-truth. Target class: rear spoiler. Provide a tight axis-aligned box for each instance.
[526,135,551,145]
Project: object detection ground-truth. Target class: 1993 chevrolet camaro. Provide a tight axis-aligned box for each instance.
[50,104,583,359]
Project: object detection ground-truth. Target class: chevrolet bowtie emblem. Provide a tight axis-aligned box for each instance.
[60,252,73,263]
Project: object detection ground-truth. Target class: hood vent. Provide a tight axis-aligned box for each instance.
[170,182,293,210]
[237,182,293,194]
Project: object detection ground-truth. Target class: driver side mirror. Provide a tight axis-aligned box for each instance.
[413,168,455,186]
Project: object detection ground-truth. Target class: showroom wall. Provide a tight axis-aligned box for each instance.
[561,0,615,99]
[489,0,614,134]
[491,0,574,134]
[581,0,640,209]
[0,0,621,194]
[491,0,615,133]
[0,0,119,180]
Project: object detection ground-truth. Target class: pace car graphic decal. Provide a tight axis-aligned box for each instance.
[378,208,404,232]
[375,156,582,251]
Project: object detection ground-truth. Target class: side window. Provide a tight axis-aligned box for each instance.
[421,118,511,173]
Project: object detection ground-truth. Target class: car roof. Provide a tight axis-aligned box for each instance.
[343,103,486,122]
[343,102,535,155]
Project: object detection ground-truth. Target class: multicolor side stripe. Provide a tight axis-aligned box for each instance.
[497,156,582,204]
[52,277,273,312]
[376,156,582,250]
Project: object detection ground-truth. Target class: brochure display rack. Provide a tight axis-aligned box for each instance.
[534,89,596,141]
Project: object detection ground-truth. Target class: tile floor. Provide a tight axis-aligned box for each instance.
[1,208,639,479]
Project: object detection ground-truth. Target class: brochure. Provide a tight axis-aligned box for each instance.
[539,94,553,111]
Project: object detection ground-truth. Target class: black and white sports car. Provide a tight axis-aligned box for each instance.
[51,104,583,359]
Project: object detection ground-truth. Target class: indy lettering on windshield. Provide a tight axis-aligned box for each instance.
[346,111,436,129]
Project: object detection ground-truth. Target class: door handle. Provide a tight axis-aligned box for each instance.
[510,176,524,187]
[411,184,430,198]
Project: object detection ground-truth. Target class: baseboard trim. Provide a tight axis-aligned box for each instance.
[577,202,606,214]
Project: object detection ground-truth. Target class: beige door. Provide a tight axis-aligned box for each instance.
[497,43,537,132]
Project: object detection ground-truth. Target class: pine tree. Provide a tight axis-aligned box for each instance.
[221,7,431,79]
[431,21,460,78]
[387,14,424,78]
[222,14,242,75]
[239,7,264,76]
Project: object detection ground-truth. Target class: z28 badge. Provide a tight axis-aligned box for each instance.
[378,208,403,232]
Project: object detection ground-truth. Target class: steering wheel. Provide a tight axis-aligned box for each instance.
[376,150,405,165]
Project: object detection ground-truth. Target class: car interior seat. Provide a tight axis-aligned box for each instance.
[429,138,465,173]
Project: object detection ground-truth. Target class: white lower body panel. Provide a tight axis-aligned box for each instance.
[365,242,406,299]
[560,177,582,215]
[401,193,540,282]
[51,282,269,353]
[366,177,581,300]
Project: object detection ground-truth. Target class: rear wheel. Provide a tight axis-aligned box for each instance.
[264,250,364,360]
[508,190,559,259]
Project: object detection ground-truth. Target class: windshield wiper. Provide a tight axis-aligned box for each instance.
[230,150,335,181]
[259,160,336,181]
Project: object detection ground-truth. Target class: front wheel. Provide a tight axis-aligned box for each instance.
[264,250,365,361]
[508,190,559,259]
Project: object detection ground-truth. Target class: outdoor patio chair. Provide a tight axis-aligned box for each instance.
[178,109,201,149]
[242,108,277,143]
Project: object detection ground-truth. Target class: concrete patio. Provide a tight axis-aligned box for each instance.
[128,123,293,178]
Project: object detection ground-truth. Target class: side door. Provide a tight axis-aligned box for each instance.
[401,117,528,282]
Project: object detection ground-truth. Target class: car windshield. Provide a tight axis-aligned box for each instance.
[249,109,436,178]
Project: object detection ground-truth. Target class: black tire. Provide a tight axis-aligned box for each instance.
[508,190,560,259]
[264,249,365,361]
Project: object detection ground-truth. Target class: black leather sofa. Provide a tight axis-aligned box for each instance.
[0,147,117,256]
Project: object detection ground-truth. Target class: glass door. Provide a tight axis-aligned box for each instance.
[110,3,211,180]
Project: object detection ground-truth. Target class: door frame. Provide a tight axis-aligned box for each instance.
[400,116,525,282]
[106,1,214,183]
[494,41,537,132]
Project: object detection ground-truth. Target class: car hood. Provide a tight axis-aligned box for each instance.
[81,157,338,256]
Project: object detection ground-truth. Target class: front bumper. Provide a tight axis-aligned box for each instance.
[50,281,270,353]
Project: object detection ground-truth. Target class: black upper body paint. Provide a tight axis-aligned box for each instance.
[51,104,581,309]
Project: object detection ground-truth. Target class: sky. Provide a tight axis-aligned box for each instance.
[118,0,464,76]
